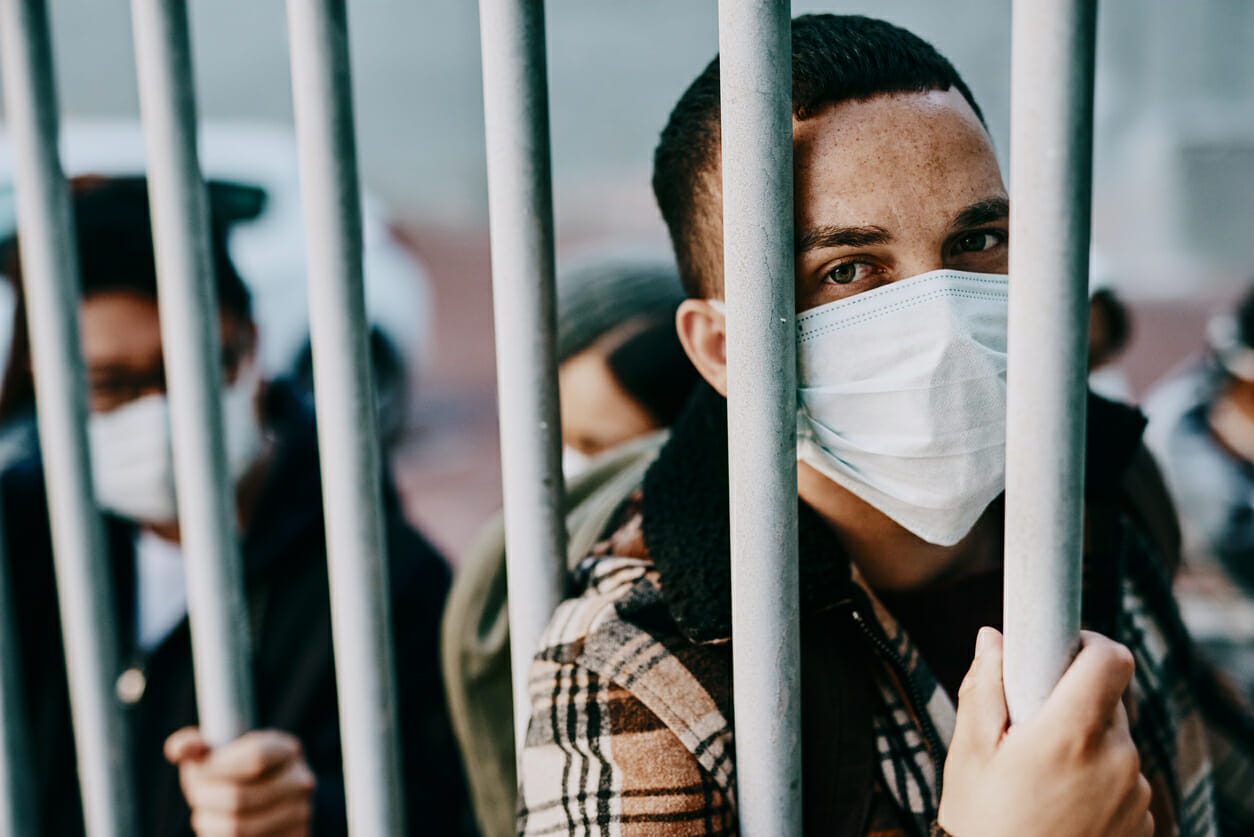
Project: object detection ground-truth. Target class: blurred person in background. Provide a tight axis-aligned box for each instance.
[555,246,701,475]
[0,177,473,837]
[441,246,700,837]
[1144,282,1254,699]
[0,121,431,451]
[0,177,269,467]
[1087,254,1135,402]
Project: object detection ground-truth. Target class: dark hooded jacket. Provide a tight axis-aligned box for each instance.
[1,381,474,836]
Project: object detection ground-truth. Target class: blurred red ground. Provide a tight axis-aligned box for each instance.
[390,226,503,565]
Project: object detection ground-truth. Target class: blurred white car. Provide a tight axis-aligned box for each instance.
[0,120,432,443]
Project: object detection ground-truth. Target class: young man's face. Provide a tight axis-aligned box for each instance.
[791,88,1007,312]
[676,87,1007,397]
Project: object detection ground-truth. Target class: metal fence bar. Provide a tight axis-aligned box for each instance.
[1003,0,1098,723]
[285,2,406,833]
[0,507,38,837]
[0,2,137,834]
[130,0,255,744]
[478,0,567,762]
[717,2,802,833]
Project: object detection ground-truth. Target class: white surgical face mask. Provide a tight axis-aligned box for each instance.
[222,362,264,483]
[562,445,594,480]
[794,269,1009,546]
[89,393,179,524]
[88,364,265,525]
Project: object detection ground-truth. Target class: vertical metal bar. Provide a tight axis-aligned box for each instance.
[0,507,39,837]
[478,0,567,762]
[718,2,801,834]
[0,2,137,834]
[285,3,405,834]
[130,0,255,744]
[1003,0,1098,723]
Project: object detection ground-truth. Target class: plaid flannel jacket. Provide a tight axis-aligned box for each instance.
[516,386,1254,836]
[517,511,1254,836]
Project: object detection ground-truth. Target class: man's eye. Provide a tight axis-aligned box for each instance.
[823,261,871,285]
[955,231,1001,253]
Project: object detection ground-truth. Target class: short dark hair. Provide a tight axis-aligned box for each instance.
[1236,283,1254,351]
[1088,288,1132,365]
[652,14,985,298]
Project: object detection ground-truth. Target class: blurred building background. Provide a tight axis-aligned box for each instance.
[0,0,1251,555]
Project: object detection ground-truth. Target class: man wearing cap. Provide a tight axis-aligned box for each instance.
[0,177,473,837]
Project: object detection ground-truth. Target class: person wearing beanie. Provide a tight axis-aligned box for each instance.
[553,246,699,474]
[553,245,686,365]
[442,246,701,837]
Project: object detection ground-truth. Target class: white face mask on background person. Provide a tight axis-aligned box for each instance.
[562,446,594,480]
[88,393,179,524]
[221,362,265,483]
[793,269,1009,546]
[88,364,265,526]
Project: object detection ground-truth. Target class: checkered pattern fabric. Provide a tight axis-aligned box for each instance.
[517,511,1254,836]
[517,556,738,836]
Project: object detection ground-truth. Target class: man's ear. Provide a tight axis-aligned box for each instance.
[675,298,728,397]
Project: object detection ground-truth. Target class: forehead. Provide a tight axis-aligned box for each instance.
[79,291,162,367]
[792,89,1003,230]
[558,342,656,449]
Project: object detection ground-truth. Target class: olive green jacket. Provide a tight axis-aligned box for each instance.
[440,433,668,837]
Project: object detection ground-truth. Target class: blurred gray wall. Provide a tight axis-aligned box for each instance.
[3,0,1252,296]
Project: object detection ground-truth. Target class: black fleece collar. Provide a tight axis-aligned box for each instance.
[238,380,327,579]
[639,382,1148,646]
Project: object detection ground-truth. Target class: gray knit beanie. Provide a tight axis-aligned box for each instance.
[556,243,686,364]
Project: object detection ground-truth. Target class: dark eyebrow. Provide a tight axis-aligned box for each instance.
[86,363,139,380]
[86,361,164,382]
[795,224,891,255]
[950,197,1009,231]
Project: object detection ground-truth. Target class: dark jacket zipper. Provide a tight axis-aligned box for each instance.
[849,605,947,795]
